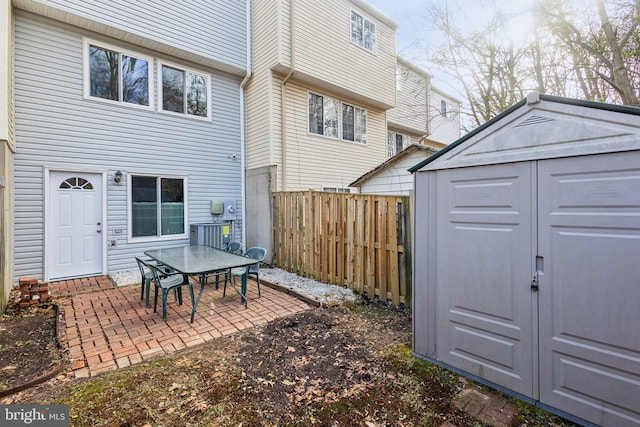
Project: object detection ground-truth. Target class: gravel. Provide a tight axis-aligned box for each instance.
[110,266,357,307]
[259,267,358,306]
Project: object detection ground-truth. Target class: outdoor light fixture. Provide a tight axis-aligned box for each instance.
[114,170,123,184]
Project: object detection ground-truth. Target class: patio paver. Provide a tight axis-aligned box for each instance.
[50,275,310,378]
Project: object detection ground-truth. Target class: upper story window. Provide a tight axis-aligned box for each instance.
[441,100,448,118]
[308,92,367,145]
[440,100,456,120]
[85,40,152,108]
[351,11,376,53]
[159,62,211,120]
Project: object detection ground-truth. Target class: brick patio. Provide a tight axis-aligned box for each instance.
[50,275,310,378]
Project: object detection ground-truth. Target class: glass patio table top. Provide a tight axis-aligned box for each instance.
[145,245,257,322]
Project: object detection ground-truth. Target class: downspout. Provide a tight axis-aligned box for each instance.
[280,0,295,191]
[240,0,252,248]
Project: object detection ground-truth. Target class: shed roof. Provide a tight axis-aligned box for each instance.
[409,93,640,173]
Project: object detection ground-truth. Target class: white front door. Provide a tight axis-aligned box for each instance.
[48,171,103,280]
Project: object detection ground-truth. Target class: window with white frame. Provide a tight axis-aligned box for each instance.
[308,92,368,145]
[387,132,410,158]
[351,11,376,53]
[159,62,210,119]
[441,100,448,118]
[322,186,352,194]
[85,40,152,107]
[308,92,339,138]
[342,103,367,144]
[130,175,186,239]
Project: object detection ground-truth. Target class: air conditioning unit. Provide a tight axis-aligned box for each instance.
[189,223,231,248]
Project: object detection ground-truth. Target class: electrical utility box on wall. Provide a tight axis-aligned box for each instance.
[222,199,236,220]
[210,201,224,215]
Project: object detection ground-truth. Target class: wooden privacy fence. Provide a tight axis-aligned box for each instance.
[273,191,411,306]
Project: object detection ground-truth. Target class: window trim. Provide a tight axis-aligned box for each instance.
[307,91,368,146]
[157,59,212,121]
[127,173,189,243]
[350,9,377,54]
[82,38,154,110]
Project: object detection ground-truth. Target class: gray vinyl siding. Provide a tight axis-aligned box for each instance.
[14,11,244,280]
[15,0,248,73]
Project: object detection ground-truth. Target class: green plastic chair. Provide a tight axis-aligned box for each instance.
[224,247,267,304]
[136,257,177,307]
[136,258,194,320]
[213,241,244,288]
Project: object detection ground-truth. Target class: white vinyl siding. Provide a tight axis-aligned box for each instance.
[387,60,429,136]
[429,88,461,145]
[13,11,244,279]
[285,83,385,191]
[358,151,428,196]
[291,0,396,109]
[246,0,280,171]
[17,0,248,73]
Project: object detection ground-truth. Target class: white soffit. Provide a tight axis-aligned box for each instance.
[422,99,640,171]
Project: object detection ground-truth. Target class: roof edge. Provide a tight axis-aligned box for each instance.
[408,98,526,173]
[409,93,640,173]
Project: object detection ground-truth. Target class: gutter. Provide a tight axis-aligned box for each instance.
[240,0,252,249]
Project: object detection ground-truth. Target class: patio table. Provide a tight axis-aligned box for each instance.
[145,245,258,322]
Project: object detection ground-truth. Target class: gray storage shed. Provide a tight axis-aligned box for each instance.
[410,93,640,426]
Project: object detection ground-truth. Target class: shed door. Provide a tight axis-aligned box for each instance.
[436,162,535,397]
[538,152,640,425]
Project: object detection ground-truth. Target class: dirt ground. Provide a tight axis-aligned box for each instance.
[0,297,574,426]
[0,303,65,393]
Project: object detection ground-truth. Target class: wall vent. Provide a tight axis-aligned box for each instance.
[515,115,555,127]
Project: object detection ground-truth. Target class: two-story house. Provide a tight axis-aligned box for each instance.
[245,0,399,260]
[5,0,251,286]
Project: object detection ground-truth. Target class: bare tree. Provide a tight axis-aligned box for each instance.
[425,0,640,130]
[539,0,640,105]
